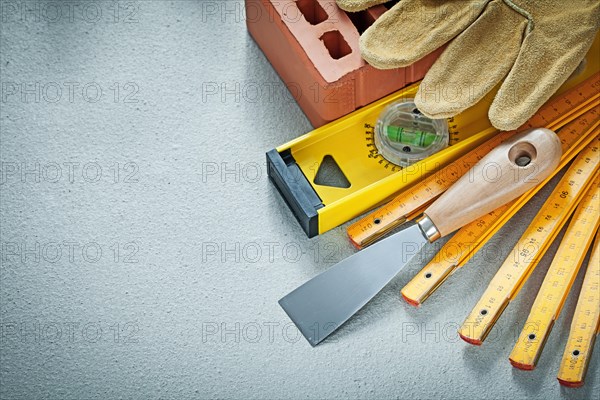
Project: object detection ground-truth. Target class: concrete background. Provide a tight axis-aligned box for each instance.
[0,1,598,399]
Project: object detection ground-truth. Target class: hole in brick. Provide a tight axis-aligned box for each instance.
[296,0,328,25]
[346,10,376,34]
[320,31,352,60]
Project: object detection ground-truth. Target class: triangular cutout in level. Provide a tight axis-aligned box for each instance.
[314,155,351,188]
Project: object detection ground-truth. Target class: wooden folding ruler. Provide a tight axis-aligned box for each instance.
[458,141,599,345]
[557,235,600,387]
[509,183,599,370]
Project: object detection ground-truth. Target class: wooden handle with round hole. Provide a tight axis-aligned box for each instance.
[422,128,562,239]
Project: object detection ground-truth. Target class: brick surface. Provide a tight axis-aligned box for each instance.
[246,0,441,127]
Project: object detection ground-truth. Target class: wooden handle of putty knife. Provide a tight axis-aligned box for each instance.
[418,128,562,241]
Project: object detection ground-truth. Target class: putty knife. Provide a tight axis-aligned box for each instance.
[279,128,562,346]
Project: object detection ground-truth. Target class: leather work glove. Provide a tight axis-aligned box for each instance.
[336,0,600,131]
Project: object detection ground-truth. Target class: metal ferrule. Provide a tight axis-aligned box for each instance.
[416,214,441,243]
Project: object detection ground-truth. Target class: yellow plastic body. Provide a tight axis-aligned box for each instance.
[277,83,496,234]
[276,35,600,235]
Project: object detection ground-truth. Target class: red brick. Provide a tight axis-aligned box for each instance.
[246,0,441,127]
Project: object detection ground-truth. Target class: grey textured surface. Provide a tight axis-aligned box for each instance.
[0,1,598,399]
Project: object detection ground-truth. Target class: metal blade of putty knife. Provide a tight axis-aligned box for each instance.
[279,128,563,346]
[279,224,427,346]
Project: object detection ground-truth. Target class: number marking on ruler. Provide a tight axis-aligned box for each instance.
[347,73,600,249]
[557,235,600,387]
[458,140,600,345]
[509,180,600,370]
[400,109,600,306]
